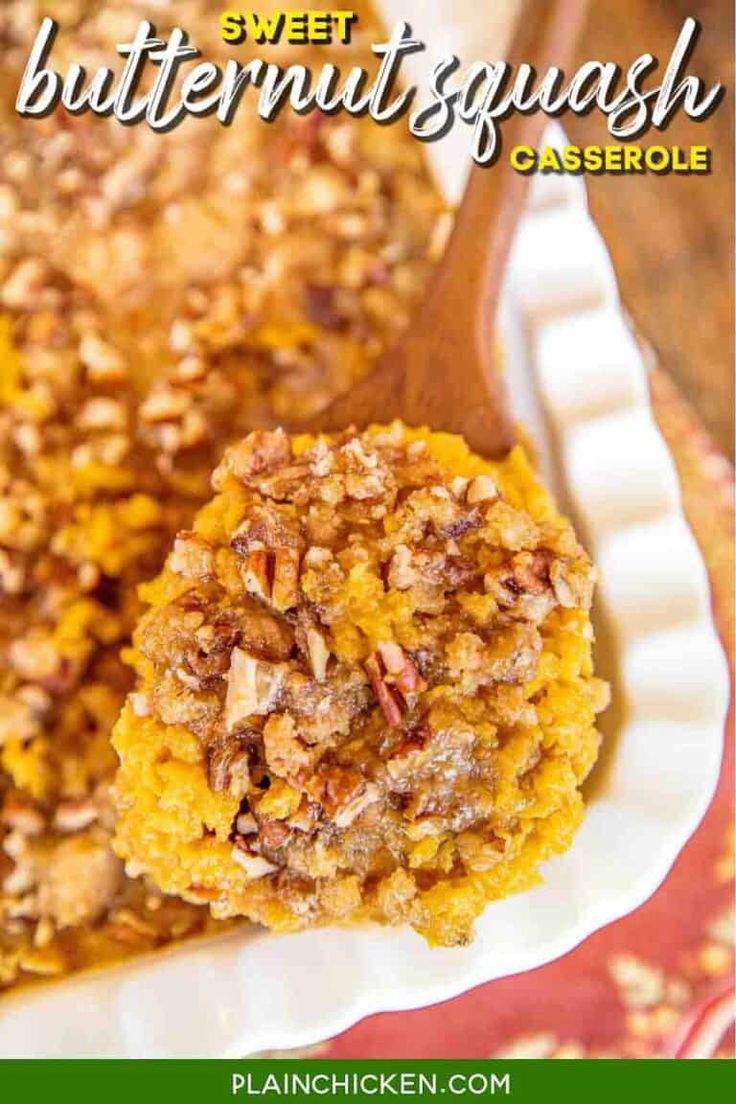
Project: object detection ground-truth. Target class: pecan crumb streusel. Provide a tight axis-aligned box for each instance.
[0,1,446,989]
[113,424,609,946]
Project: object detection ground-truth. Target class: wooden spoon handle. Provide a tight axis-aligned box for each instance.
[304,0,590,458]
[425,0,591,345]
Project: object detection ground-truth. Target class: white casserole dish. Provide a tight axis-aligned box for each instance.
[0,1,728,1057]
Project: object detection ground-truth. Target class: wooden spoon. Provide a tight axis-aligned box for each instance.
[298,0,589,459]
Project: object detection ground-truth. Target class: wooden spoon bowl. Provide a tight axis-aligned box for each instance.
[294,0,589,459]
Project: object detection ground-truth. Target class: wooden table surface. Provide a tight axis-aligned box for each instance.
[566,0,734,460]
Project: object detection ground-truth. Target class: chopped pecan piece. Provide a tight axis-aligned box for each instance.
[483,566,520,609]
[333,782,380,828]
[243,545,270,603]
[2,258,48,309]
[308,439,335,478]
[213,429,292,489]
[286,798,321,833]
[385,722,432,780]
[302,546,332,569]
[377,642,426,697]
[466,475,498,505]
[549,559,575,607]
[305,626,330,682]
[258,820,292,849]
[512,549,552,594]
[367,644,426,726]
[53,799,98,833]
[168,532,215,580]
[235,811,258,835]
[231,505,301,556]
[548,557,594,610]
[365,654,403,728]
[77,397,127,432]
[438,509,483,540]
[79,333,127,382]
[207,737,251,797]
[224,748,256,800]
[254,463,313,502]
[387,544,415,590]
[1,794,45,836]
[272,547,300,612]
[230,848,277,879]
[239,543,301,612]
[235,608,294,663]
[483,548,563,625]
[224,648,287,731]
[0,548,25,595]
[306,765,365,819]
[388,545,475,595]
[186,614,242,683]
[8,631,65,685]
[139,386,190,424]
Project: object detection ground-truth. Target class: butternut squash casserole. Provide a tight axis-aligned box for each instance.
[113,425,609,946]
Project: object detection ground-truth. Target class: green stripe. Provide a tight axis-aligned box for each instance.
[0,1058,734,1103]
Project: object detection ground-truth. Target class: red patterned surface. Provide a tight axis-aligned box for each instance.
[290,370,735,1060]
